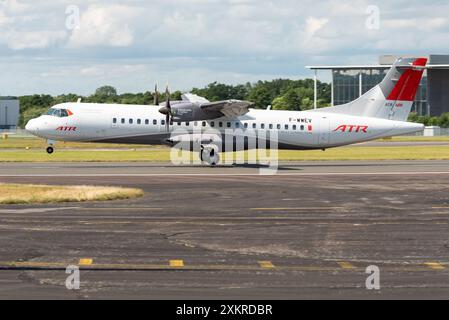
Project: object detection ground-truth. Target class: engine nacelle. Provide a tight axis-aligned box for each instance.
[159,102,221,122]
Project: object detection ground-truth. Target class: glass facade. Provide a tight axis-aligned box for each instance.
[333,70,362,105]
[333,69,429,116]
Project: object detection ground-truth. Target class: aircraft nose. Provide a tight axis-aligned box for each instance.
[25,119,38,133]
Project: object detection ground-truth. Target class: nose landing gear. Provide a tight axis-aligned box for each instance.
[46,140,55,154]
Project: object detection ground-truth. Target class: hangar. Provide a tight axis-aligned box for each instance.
[307,55,449,116]
[0,97,20,130]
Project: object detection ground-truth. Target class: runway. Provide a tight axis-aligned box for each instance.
[1,160,449,299]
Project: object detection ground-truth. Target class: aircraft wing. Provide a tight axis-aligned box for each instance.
[181,93,210,104]
[201,100,253,118]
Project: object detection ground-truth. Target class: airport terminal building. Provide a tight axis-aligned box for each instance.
[0,97,20,130]
[307,55,449,116]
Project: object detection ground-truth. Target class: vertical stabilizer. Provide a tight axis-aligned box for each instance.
[316,57,427,121]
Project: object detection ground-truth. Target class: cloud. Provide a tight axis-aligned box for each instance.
[68,4,139,48]
[0,10,13,25]
[0,30,67,50]
[304,17,329,42]
[0,0,30,14]
[1,0,449,95]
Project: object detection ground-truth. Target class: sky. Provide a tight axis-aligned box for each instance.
[0,0,448,96]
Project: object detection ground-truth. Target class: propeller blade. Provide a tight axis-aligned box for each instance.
[165,86,171,109]
[166,114,170,132]
[154,84,159,105]
[165,85,172,132]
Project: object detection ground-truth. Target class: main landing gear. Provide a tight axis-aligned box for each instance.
[200,145,220,166]
[46,140,55,154]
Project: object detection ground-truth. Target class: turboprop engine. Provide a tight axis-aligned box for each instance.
[158,101,221,122]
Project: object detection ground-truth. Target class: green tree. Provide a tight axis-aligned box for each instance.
[95,86,117,97]
[272,89,302,111]
[19,106,48,127]
[272,96,288,110]
[438,113,449,128]
[247,86,272,108]
[191,82,250,101]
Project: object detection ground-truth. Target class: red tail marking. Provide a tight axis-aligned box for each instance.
[387,58,427,102]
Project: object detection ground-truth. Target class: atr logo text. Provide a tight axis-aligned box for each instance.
[334,125,368,133]
[385,102,404,108]
[56,126,77,131]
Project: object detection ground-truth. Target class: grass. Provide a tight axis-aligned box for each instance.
[276,146,449,161]
[0,137,161,149]
[2,136,449,162]
[379,136,449,142]
[1,146,449,162]
[0,183,144,204]
[2,135,449,150]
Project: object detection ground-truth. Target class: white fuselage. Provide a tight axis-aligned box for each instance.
[25,103,424,150]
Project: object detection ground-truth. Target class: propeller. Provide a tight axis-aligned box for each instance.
[154,84,159,106]
[157,86,174,132]
[165,86,172,132]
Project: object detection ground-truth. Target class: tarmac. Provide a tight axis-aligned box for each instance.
[0,160,449,299]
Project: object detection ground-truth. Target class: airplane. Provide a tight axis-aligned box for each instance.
[25,57,427,166]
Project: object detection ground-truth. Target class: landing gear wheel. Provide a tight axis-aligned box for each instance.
[200,145,220,166]
[46,146,54,154]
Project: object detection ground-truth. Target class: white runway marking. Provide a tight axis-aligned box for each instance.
[0,207,79,214]
[1,171,449,177]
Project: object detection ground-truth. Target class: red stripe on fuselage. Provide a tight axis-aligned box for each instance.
[387,58,427,102]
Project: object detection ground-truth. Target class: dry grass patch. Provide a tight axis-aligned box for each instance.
[0,183,144,204]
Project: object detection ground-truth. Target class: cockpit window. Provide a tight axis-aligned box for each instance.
[46,108,70,117]
[46,109,57,116]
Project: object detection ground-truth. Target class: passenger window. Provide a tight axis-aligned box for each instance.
[161,119,165,125]
[202,121,206,127]
[145,119,149,125]
[293,125,297,130]
[244,123,248,129]
[113,118,117,124]
[177,122,181,126]
[301,125,305,131]
[121,118,125,124]
[129,119,133,124]
[277,124,281,129]
[252,123,256,129]
[211,122,215,127]
[186,122,190,126]
[261,124,265,129]
[153,119,157,125]
[219,122,223,128]
[269,124,273,129]
[137,119,141,125]
[227,122,231,128]
[235,122,240,128]
[284,124,288,130]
